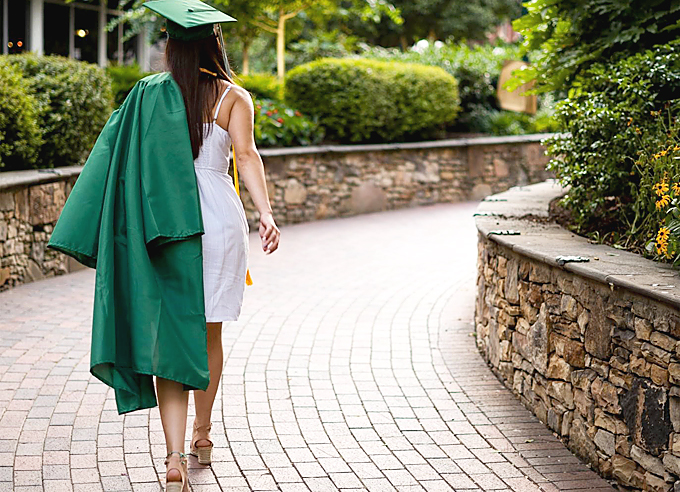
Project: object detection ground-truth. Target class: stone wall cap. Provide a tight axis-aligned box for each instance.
[476,180,680,310]
[0,166,84,192]
[260,133,557,157]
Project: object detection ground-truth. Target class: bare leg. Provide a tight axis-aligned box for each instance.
[193,322,223,446]
[156,376,189,482]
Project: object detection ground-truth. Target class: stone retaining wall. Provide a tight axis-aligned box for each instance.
[242,134,551,225]
[475,181,680,492]
[0,169,83,289]
[0,134,551,290]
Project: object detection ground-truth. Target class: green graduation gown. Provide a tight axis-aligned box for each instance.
[47,72,210,414]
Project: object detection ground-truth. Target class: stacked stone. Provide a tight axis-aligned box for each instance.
[476,237,680,492]
[241,141,549,227]
[0,180,77,291]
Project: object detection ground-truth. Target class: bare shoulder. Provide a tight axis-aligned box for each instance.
[215,81,252,128]
[227,84,254,109]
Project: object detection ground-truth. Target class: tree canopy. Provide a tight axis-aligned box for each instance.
[510,0,680,92]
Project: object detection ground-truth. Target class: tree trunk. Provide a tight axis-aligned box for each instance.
[399,34,408,52]
[242,38,251,75]
[427,28,436,43]
[277,8,286,83]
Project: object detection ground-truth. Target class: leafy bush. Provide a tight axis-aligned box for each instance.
[0,59,42,170]
[285,57,460,143]
[287,30,355,69]
[106,64,153,108]
[473,95,560,136]
[359,41,529,133]
[7,54,113,168]
[511,0,680,93]
[545,42,680,249]
[236,73,283,101]
[253,98,324,148]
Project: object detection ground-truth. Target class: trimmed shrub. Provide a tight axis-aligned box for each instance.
[254,98,324,148]
[236,73,283,101]
[285,58,460,143]
[0,59,42,170]
[106,64,153,108]
[359,42,538,133]
[6,54,113,168]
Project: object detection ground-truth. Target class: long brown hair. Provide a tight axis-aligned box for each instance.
[165,32,235,159]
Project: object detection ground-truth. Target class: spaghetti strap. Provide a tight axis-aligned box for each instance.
[213,85,232,121]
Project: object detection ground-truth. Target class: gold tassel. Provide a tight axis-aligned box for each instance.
[232,143,252,285]
[199,67,217,77]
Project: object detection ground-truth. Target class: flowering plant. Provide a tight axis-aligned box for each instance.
[253,98,324,148]
[633,109,680,264]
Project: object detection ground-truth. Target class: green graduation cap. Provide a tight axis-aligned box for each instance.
[143,0,236,42]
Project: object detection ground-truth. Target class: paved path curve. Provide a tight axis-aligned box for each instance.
[0,202,615,492]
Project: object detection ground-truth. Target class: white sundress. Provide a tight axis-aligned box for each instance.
[194,85,250,322]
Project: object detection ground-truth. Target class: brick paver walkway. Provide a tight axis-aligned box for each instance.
[0,203,615,492]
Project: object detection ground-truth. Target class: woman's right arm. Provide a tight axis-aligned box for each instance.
[221,85,280,254]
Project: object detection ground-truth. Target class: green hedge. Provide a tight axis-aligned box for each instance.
[359,42,540,134]
[6,54,113,169]
[284,58,460,143]
[106,64,153,108]
[0,60,42,170]
[236,73,283,101]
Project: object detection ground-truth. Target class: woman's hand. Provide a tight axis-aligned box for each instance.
[259,212,280,254]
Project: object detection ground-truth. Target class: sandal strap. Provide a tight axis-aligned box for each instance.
[191,422,213,448]
[164,451,187,463]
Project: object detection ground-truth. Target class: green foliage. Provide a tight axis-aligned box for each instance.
[545,42,680,249]
[359,41,550,133]
[287,29,357,69]
[349,0,521,47]
[106,64,153,108]
[236,73,283,101]
[510,0,680,93]
[253,98,324,147]
[0,59,42,170]
[475,96,560,135]
[6,54,114,168]
[285,57,460,143]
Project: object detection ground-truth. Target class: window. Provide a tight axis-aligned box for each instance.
[43,2,69,56]
[106,14,119,63]
[74,6,98,62]
[7,0,27,54]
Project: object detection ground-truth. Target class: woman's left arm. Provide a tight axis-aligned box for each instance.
[223,86,280,254]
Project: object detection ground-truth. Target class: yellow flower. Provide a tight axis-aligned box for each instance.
[635,127,642,135]
[673,183,680,194]
[653,182,670,196]
[627,117,633,126]
[656,240,668,255]
[674,145,680,151]
[656,195,671,210]
[657,227,671,242]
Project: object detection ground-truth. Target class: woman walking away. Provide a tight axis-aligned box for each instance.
[47,0,280,490]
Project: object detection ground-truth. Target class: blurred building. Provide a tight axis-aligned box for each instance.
[1,0,150,69]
